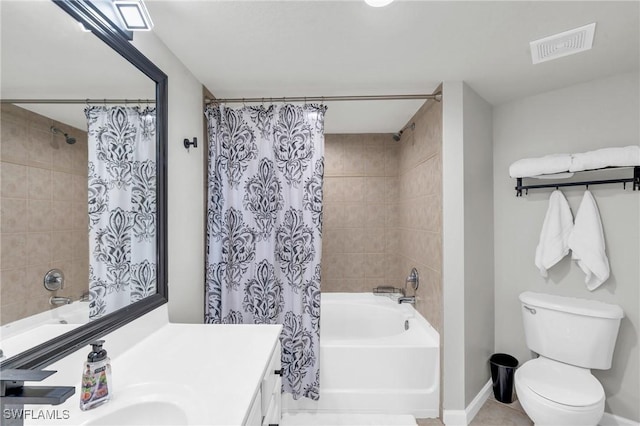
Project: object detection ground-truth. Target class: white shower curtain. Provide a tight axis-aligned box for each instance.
[205,103,326,400]
[85,106,157,319]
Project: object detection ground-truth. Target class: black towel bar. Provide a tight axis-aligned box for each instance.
[515,166,639,197]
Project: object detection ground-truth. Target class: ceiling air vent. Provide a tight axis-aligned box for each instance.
[530,23,596,64]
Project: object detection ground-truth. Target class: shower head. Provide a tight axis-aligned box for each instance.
[392,122,416,141]
[50,126,76,145]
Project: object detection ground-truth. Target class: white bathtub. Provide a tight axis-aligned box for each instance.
[0,301,90,359]
[283,293,440,418]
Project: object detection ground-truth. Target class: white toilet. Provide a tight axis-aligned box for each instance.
[515,291,624,426]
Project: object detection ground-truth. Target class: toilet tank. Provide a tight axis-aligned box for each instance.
[519,291,624,370]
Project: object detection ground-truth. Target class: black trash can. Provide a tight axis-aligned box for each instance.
[489,353,519,403]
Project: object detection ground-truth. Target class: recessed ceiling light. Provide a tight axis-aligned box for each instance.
[530,23,596,64]
[364,0,395,7]
[114,0,154,31]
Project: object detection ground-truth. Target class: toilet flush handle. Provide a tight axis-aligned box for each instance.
[523,305,537,315]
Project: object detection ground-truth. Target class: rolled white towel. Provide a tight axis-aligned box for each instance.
[509,153,572,178]
[568,190,610,291]
[569,145,640,172]
[531,172,574,179]
[535,190,574,278]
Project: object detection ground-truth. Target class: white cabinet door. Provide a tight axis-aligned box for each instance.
[245,390,262,426]
[246,341,282,426]
[261,342,282,425]
[261,386,280,426]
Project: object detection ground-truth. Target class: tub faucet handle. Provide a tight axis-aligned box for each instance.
[43,269,64,291]
[405,268,419,292]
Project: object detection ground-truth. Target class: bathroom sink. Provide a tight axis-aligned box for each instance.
[80,382,205,425]
[84,401,188,425]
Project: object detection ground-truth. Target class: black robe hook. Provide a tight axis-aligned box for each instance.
[183,137,198,150]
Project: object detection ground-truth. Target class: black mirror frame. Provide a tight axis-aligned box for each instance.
[0,0,168,370]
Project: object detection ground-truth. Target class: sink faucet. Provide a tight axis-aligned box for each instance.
[49,296,72,306]
[0,369,75,426]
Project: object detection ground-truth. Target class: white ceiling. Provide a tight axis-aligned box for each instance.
[0,0,155,130]
[146,0,639,133]
[1,1,638,134]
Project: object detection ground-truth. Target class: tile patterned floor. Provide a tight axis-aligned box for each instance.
[417,396,533,426]
[281,413,418,425]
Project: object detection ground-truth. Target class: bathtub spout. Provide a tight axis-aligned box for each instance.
[398,296,415,305]
[49,296,72,306]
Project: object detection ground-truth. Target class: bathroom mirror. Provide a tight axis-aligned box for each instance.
[0,0,167,369]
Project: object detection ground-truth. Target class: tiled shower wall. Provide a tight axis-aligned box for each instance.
[321,134,400,292]
[321,99,443,335]
[0,104,89,325]
[395,100,443,334]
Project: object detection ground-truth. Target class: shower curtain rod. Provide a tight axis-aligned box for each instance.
[0,98,155,105]
[205,92,442,104]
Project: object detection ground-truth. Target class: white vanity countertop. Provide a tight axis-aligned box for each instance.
[113,323,283,424]
[20,306,282,425]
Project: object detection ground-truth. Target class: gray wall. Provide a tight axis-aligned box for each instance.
[443,81,495,413]
[443,81,466,411]
[462,84,495,406]
[493,72,640,421]
[132,32,205,324]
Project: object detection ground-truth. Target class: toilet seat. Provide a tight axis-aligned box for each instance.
[517,358,604,408]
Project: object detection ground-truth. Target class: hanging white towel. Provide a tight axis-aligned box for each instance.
[509,153,572,178]
[568,190,610,291]
[569,145,640,172]
[535,190,574,278]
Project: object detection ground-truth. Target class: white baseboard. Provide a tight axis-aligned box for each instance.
[442,410,466,426]
[443,379,492,426]
[442,383,639,426]
[600,413,640,426]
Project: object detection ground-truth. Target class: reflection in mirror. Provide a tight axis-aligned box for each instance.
[0,0,156,360]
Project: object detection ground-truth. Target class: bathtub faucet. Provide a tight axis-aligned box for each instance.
[398,295,416,305]
[405,268,419,290]
[49,296,72,306]
[399,268,419,305]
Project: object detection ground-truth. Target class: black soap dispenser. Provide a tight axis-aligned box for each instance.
[80,340,112,410]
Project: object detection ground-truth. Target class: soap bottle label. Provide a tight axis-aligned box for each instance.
[80,362,111,410]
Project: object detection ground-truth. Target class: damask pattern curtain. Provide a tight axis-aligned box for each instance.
[205,104,326,400]
[85,106,157,320]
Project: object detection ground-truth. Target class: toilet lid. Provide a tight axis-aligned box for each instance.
[519,360,604,407]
